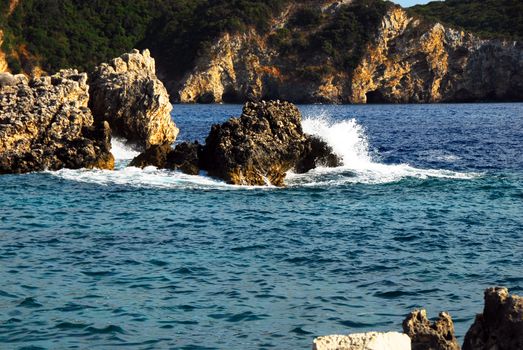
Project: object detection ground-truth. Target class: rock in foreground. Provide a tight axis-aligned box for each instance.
[313,332,411,350]
[0,70,114,174]
[403,309,460,350]
[463,287,523,350]
[90,49,178,149]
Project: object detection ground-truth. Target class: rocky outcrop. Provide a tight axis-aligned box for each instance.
[90,49,178,149]
[130,101,340,184]
[350,7,523,103]
[129,142,201,175]
[313,332,411,350]
[0,70,114,174]
[200,100,326,186]
[403,309,460,350]
[463,287,523,350]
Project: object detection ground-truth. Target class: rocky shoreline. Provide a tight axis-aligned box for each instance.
[0,49,339,186]
[314,287,523,350]
[0,49,521,349]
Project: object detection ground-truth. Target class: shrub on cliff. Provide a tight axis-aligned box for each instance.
[411,0,523,41]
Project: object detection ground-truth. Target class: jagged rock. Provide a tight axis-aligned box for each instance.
[313,332,411,350]
[463,287,523,350]
[295,135,343,174]
[402,309,460,350]
[130,142,201,176]
[0,70,114,174]
[200,100,308,186]
[89,49,178,149]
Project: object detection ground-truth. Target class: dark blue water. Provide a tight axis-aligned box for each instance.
[1,104,522,349]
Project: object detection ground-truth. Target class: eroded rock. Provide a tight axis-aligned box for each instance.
[200,100,307,186]
[0,70,114,174]
[90,49,178,149]
[463,287,523,350]
[130,142,202,176]
[313,332,411,350]
[403,309,460,350]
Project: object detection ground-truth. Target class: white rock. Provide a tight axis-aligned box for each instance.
[313,332,411,350]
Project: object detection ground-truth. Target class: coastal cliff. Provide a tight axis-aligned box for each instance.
[1,0,522,103]
[177,5,522,103]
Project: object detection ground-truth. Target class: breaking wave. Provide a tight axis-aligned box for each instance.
[50,115,479,189]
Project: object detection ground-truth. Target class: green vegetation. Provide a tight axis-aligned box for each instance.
[411,0,523,40]
[270,0,390,79]
[0,0,288,75]
[0,0,520,77]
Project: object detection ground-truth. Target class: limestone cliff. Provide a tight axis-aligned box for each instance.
[350,7,523,103]
[177,31,347,104]
[177,6,522,104]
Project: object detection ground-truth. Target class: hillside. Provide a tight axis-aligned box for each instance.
[0,0,522,103]
[411,0,523,41]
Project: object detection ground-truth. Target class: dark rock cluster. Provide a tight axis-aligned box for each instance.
[463,287,523,350]
[130,100,342,186]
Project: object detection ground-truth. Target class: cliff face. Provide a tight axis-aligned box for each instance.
[350,7,523,103]
[176,31,347,104]
[176,6,523,103]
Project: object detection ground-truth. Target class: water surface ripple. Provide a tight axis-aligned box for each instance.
[1,104,522,349]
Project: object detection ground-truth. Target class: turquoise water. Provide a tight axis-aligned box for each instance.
[1,104,522,349]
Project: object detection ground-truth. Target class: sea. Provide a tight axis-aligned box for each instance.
[1,103,522,349]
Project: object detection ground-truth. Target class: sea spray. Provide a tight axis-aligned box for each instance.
[111,138,140,162]
[287,115,479,186]
[51,115,478,189]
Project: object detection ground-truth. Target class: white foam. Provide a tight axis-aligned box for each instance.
[288,115,479,186]
[111,138,140,161]
[50,167,274,190]
[50,114,478,189]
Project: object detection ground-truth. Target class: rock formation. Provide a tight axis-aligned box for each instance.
[0,70,114,174]
[402,309,460,350]
[350,7,523,103]
[175,6,522,104]
[129,142,201,175]
[313,332,411,350]
[200,100,327,186]
[463,287,523,350]
[89,49,178,149]
[129,100,340,184]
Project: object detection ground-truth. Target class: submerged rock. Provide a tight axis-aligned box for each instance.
[402,309,460,350]
[0,70,114,174]
[200,100,339,186]
[313,332,411,350]
[90,49,178,149]
[463,287,523,350]
[130,142,202,176]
